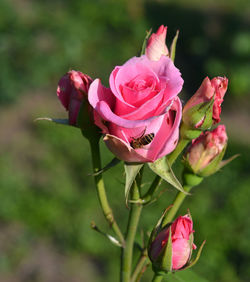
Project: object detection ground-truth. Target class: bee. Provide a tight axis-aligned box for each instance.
[130,131,155,149]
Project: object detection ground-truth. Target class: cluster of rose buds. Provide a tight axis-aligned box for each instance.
[53,24,233,277]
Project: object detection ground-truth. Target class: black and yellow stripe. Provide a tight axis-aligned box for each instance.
[130,133,155,149]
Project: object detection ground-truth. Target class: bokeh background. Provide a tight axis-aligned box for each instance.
[1,0,250,281]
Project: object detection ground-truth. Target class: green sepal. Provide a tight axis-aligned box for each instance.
[218,154,239,170]
[181,240,206,271]
[148,208,173,265]
[198,144,227,177]
[180,122,202,141]
[140,28,152,55]
[148,208,172,246]
[34,117,69,125]
[124,162,143,207]
[91,157,121,176]
[77,98,101,142]
[170,30,179,62]
[160,227,173,272]
[151,226,173,273]
[183,98,214,131]
[148,156,187,194]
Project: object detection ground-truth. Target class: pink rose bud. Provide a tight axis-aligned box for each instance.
[183,76,228,129]
[186,125,228,175]
[145,25,169,61]
[149,214,196,271]
[57,70,93,125]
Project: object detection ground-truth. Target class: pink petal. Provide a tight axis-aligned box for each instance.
[88,79,115,110]
[104,134,151,163]
[154,98,182,160]
[57,74,72,110]
[172,239,191,270]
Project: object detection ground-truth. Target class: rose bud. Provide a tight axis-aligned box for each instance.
[182,76,228,133]
[184,125,228,177]
[57,70,93,125]
[149,214,196,272]
[145,25,169,61]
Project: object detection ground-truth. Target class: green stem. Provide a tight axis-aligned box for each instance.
[131,249,149,282]
[167,138,190,165]
[162,185,192,226]
[142,177,162,203]
[121,181,143,282]
[89,140,125,246]
[152,273,164,282]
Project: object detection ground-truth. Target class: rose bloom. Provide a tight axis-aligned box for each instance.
[187,125,228,171]
[88,55,184,162]
[150,215,196,270]
[57,70,93,125]
[183,76,228,127]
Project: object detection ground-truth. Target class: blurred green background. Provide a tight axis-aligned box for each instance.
[0,0,250,281]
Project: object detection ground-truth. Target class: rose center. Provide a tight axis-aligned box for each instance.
[125,74,155,92]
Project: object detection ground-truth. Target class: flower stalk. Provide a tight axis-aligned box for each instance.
[89,139,125,246]
[131,248,149,282]
[121,179,143,282]
[152,273,166,282]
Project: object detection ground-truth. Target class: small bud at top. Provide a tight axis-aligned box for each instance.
[145,25,169,61]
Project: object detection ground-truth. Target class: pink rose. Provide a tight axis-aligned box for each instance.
[187,125,228,172]
[150,215,196,270]
[57,70,93,125]
[88,55,184,163]
[183,76,228,127]
[146,25,169,61]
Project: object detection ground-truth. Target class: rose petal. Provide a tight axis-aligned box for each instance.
[88,78,115,110]
[104,134,151,163]
[57,74,72,110]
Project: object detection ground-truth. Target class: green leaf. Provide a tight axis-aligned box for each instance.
[148,156,187,194]
[140,28,152,55]
[170,30,179,62]
[124,163,143,206]
[35,117,69,125]
[91,157,121,176]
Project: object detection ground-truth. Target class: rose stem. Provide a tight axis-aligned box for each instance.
[131,248,149,282]
[121,179,143,282]
[152,273,166,282]
[162,173,204,226]
[89,139,125,246]
[167,138,190,165]
[162,185,192,226]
